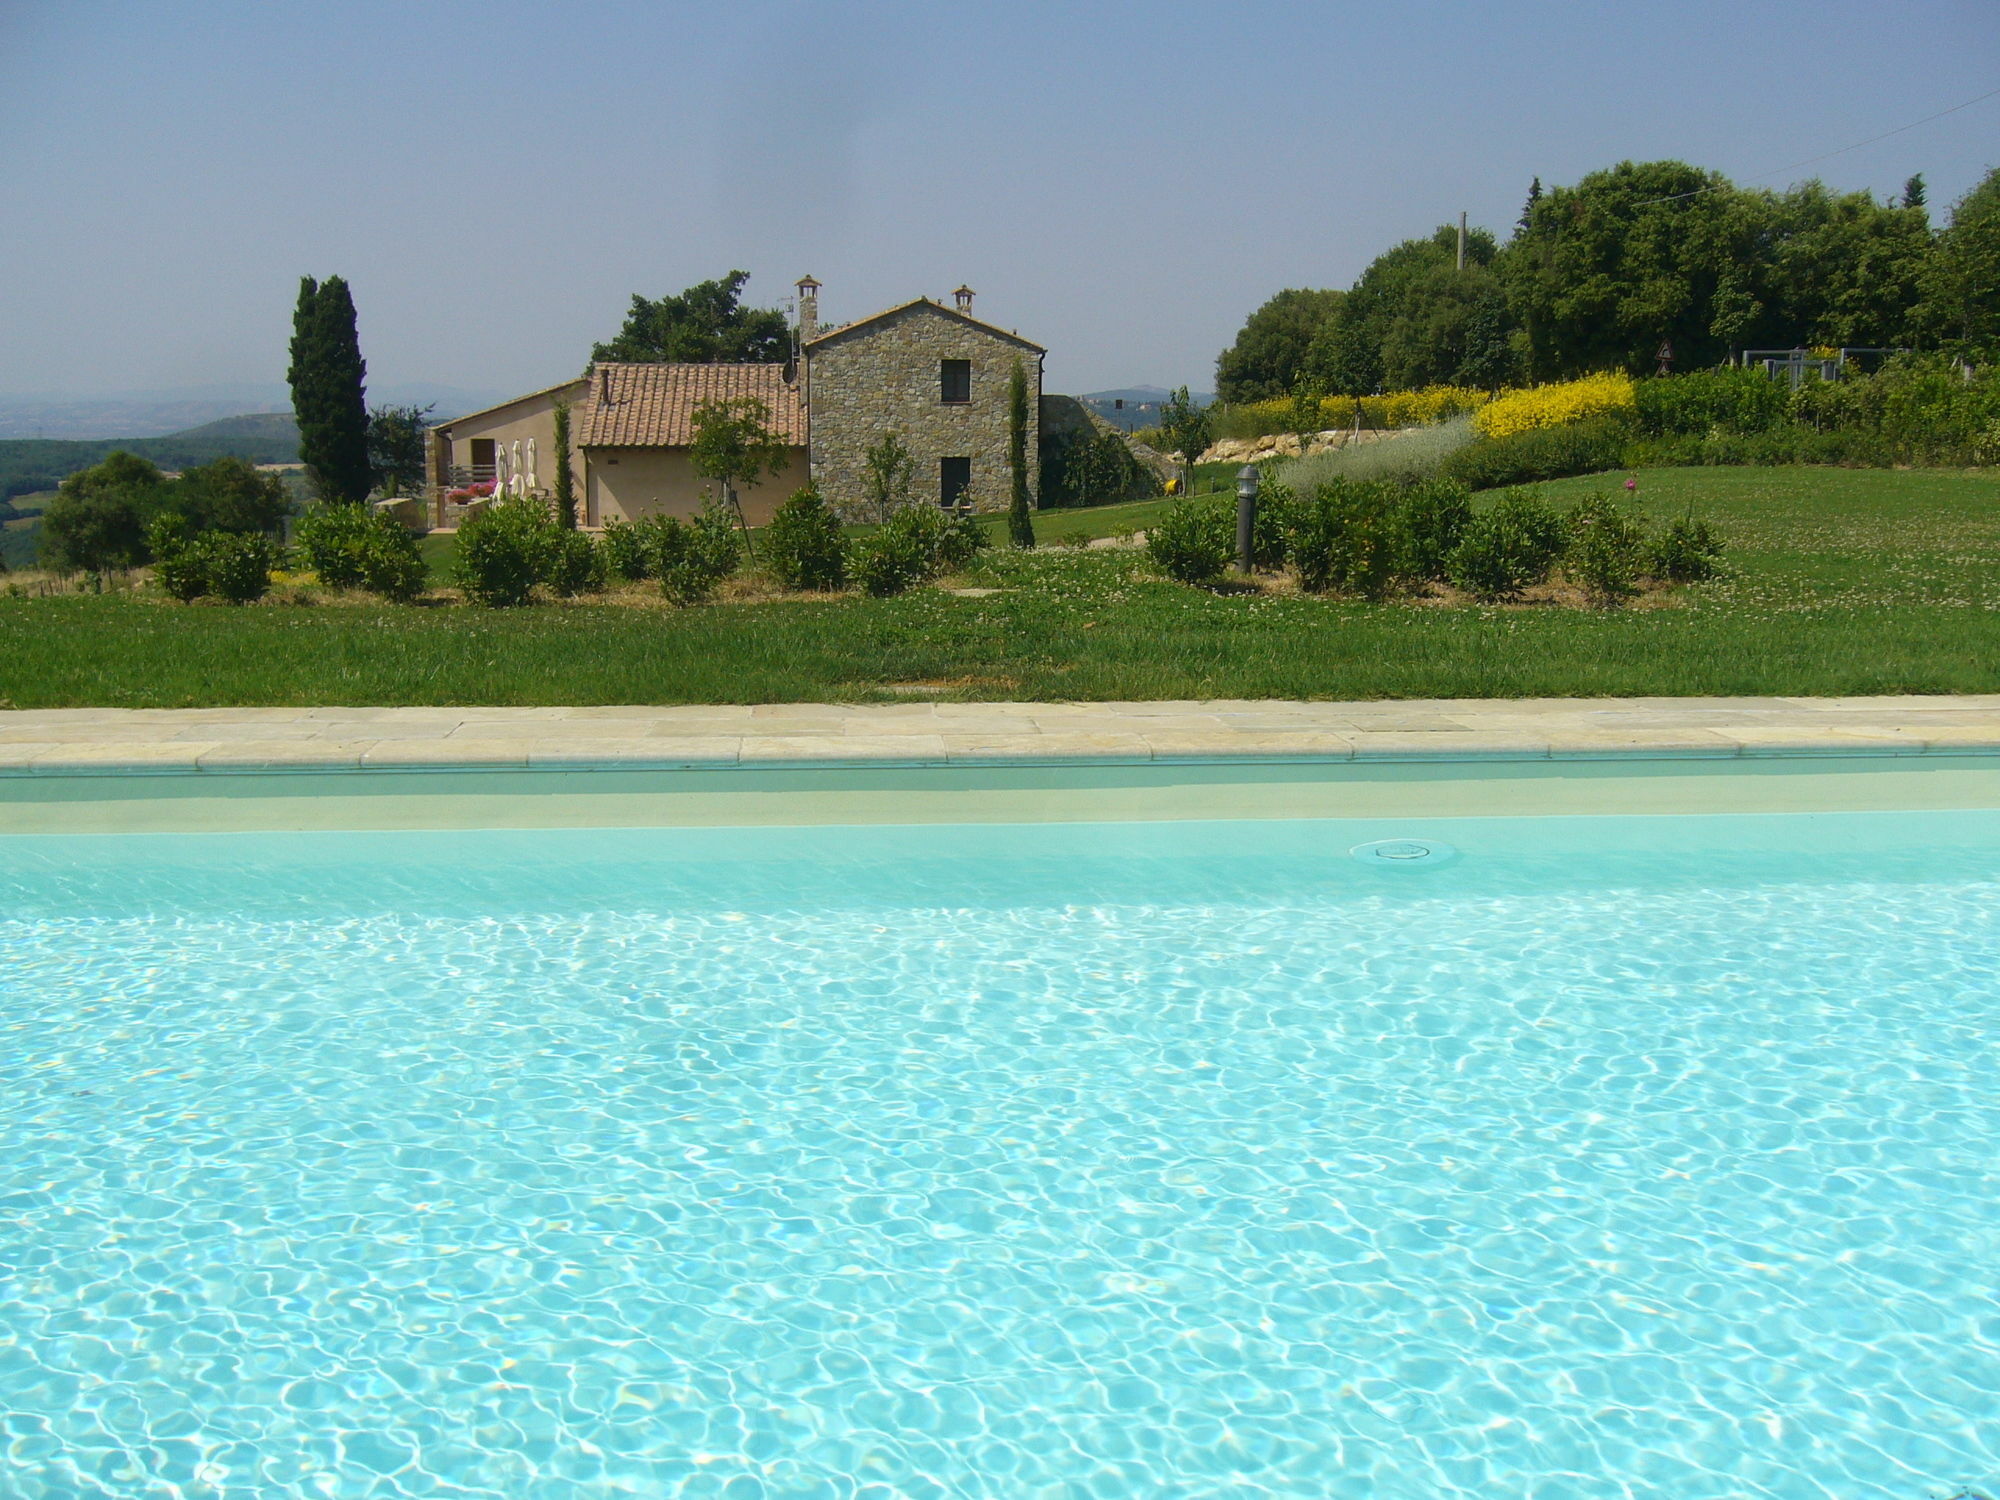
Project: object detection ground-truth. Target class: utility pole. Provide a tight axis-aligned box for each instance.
[1457,211,1467,271]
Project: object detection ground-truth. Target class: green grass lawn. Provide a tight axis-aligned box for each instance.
[5,466,1997,708]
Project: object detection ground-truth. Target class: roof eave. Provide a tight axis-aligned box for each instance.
[429,375,589,432]
[804,298,1045,354]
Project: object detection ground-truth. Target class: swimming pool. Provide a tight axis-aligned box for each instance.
[4,806,1998,1498]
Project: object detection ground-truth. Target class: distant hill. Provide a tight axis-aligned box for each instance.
[0,412,301,503]
[1078,386,1214,432]
[0,382,504,439]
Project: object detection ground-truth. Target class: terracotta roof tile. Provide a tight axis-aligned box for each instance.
[574,363,804,448]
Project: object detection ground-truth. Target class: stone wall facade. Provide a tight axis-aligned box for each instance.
[804,302,1042,516]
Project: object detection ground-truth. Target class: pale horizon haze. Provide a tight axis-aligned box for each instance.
[3,0,1997,404]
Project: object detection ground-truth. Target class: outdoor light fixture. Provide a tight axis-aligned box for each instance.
[1236,464,1260,575]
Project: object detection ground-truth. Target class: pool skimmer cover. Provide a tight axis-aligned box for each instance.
[1350,837,1458,866]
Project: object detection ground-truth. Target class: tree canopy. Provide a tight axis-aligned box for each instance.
[592,271,791,364]
[1306,225,1498,394]
[1214,288,1343,403]
[367,404,434,499]
[1916,167,2000,352]
[39,452,291,573]
[1216,158,1988,399]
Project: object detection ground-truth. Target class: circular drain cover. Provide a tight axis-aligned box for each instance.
[1351,837,1458,866]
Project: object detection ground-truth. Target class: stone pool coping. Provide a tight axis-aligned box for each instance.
[5,695,2000,774]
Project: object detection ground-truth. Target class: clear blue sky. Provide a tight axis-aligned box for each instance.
[3,0,1996,400]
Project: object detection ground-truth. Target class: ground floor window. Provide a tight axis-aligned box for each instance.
[940,456,971,510]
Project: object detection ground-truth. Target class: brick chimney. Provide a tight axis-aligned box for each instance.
[796,275,821,343]
[953,284,975,314]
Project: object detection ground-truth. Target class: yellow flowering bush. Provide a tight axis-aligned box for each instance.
[1473,373,1636,439]
[1220,385,1492,440]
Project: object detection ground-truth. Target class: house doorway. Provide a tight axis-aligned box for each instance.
[940,456,971,510]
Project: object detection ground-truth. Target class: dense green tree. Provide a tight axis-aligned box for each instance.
[591,271,790,364]
[1498,161,1770,378]
[39,451,168,573]
[1007,360,1035,548]
[1306,225,1499,394]
[1759,182,1931,349]
[1903,174,1927,212]
[1915,167,2000,355]
[1214,288,1344,402]
[288,276,372,503]
[173,456,293,536]
[1379,263,1517,390]
[366,403,433,498]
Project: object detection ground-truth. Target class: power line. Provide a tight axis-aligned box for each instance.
[1629,83,2000,208]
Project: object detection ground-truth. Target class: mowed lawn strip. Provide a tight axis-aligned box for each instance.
[4,465,1998,708]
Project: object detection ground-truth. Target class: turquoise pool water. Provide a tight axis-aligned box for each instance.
[3,813,1998,1498]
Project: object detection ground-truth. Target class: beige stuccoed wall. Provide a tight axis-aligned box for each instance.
[805,304,1040,515]
[583,447,807,526]
[427,382,585,493]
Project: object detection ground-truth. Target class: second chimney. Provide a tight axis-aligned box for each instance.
[796,275,821,343]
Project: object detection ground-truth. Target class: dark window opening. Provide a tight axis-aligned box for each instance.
[940,457,972,510]
[468,438,496,468]
[940,359,971,404]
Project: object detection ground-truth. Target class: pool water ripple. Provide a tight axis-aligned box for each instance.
[2,835,1998,1498]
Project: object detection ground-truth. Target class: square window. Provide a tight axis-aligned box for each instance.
[940,359,971,404]
[940,457,971,509]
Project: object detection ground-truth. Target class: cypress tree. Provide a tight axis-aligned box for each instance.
[1007,360,1035,549]
[551,399,577,527]
[1517,176,1542,235]
[288,275,372,504]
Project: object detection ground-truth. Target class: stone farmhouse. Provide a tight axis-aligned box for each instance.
[424,281,1044,528]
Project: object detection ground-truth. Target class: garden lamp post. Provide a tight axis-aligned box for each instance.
[1236,464,1260,574]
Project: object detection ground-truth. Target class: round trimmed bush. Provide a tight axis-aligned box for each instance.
[202,532,275,604]
[1444,490,1566,601]
[1145,497,1234,586]
[294,502,376,590]
[763,485,847,591]
[453,499,547,607]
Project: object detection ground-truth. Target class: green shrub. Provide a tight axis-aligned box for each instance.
[297,503,425,601]
[1634,368,1788,436]
[148,515,209,602]
[852,520,934,597]
[453,498,548,607]
[1626,424,1897,468]
[1444,490,1566,601]
[202,532,275,605]
[655,501,742,605]
[542,527,605,599]
[1561,495,1647,607]
[935,509,988,572]
[294,503,376,589]
[1145,497,1235,586]
[1284,480,1407,599]
[1439,416,1629,490]
[601,518,652,580]
[1397,479,1474,581]
[356,519,427,603]
[1250,478,1295,570]
[762,485,847,591]
[847,504,984,597]
[1650,511,1725,583]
